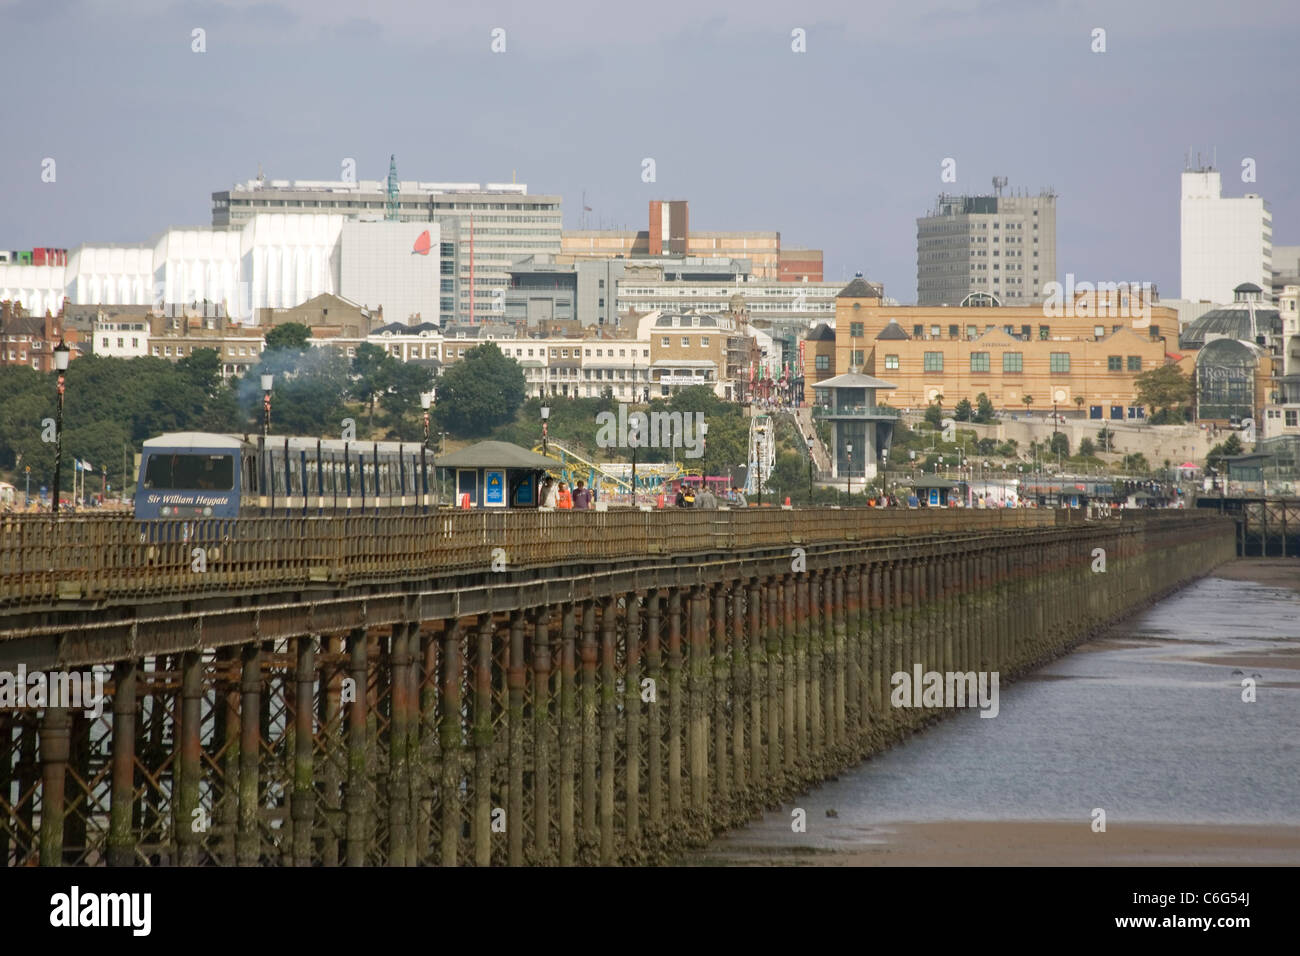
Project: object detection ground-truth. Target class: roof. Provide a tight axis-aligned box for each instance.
[433,441,558,470]
[142,432,250,450]
[1180,305,1281,349]
[807,323,835,342]
[909,477,959,489]
[875,320,909,340]
[836,276,881,299]
[816,370,898,389]
[1234,282,1264,293]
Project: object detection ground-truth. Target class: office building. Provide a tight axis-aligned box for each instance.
[916,179,1058,306]
[1180,164,1272,305]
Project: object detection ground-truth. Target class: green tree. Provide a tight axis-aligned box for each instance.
[1078,437,1096,457]
[923,403,943,429]
[1049,432,1070,456]
[1134,364,1192,420]
[434,343,526,438]
[351,342,397,425]
[1206,433,1244,471]
[380,362,437,440]
[974,392,995,423]
[263,322,312,353]
[953,397,973,422]
[1122,452,1150,474]
[1095,426,1115,452]
[1022,395,1034,412]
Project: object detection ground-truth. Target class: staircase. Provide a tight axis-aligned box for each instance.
[789,407,832,475]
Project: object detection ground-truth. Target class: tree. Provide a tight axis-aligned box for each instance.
[434,343,526,438]
[1206,433,1244,471]
[923,403,943,429]
[953,397,973,422]
[1078,437,1096,457]
[1022,395,1034,411]
[1122,452,1150,474]
[974,392,995,423]
[1074,395,1085,414]
[380,362,437,440]
[1049,432,1070,456]
[1095,426,1115,453]
[1134,365,1192,421]
[263,322,312,353]
[351,342,397,425]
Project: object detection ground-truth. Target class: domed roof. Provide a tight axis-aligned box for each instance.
[1234,282,1264,294]
[1179,305,1280,350]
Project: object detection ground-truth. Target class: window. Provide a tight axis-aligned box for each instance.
[930,325,941,338]
[1127,356,1142,371]
[970,352,990,373]
[1039,325,1050,340]
[966,325,977,339]
[1287,410,1298,427]
[850,322,864,338]
[884,354,899,370]
[1094,325,1105,338]
[1021,325,1031,339]
[851,349,865,366]
[682,337,690,347]
[701,337,710,346]
[1108,356,1122,371]
[1050,352,1070,373]
[117,338,124,348]
[815,355,829,371]
[923,352,943,372]
[948,324,959,339]
[101,337,109,348]
[144,453,235,491]
[1003,352,1023,373]
[1111,406,1123,420]
[550,348,557,357]
[561,349,569,358]
[913,325,924,338]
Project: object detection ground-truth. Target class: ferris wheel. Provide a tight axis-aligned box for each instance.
[744,413,775,495]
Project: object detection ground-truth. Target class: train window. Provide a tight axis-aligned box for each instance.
[143,454,235,490]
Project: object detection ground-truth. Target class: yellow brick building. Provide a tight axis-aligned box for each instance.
[816,280,1179,419]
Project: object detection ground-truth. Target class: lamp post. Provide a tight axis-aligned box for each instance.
[846,442,853,501]
[261,373,274,437]
[700,421,709,485]
[540,405,550,456]
[420,391,433,446]
[51,340,70,515]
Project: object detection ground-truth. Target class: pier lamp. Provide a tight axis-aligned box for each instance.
[261,373,274,437]
[541,405,550,456]
[846,442,853,499]
[420,391,433,445]
[51,340,71,516]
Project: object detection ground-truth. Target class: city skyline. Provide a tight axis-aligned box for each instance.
[2,0,1298,304]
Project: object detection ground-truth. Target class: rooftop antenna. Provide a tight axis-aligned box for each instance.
[992,175,1008,197]
[385,154,399,221]
[257,162,265,183]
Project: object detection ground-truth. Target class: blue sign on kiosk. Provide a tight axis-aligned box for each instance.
[484,469,506,507]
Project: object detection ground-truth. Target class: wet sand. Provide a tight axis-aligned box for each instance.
[691,559,1300,866]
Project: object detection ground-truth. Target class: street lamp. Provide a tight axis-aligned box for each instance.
[420,391,433,445]
[261,372,274,437]
[700,421,709,483]
[540,405,550,456]
[51,340,70,515]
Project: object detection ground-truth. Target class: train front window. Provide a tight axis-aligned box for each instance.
[144,454,235,490]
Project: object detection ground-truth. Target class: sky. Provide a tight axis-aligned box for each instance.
[2,0,1297,304]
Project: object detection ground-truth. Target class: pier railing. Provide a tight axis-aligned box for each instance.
[0,509,1062,608]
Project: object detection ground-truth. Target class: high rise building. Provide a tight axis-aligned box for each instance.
[211,171,562,323]
[1180,165,1272,305]
[916,180,1057,306]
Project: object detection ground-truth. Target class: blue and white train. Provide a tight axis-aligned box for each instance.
[134,432,437,520]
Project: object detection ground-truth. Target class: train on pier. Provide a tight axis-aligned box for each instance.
[134,432,436,520]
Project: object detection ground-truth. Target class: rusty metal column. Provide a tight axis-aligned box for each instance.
[839,567,855,747]
[800,573,817,769]
[666,589,684,818]
[599,599,617,863]
[237,642,261,867]
[712,585,730,809]
[38,707,70,866]
[624,593,643,848]
[644,592,663,837]
[507,611,526,866]
[177,651,203,866]
[388,626,412,867]
[940,556,954,678]
[688,586,709,817]
[288,638,315,867]
[869,562,885,723]
[747,580,765,788]
[558,604,577,866]
[889,562,904,725]
[531,609,553,863]
[345,629,369,867]
[440,619,463,868]
[781,575,797,776]
[730,583,747,795]
[106,660,137,867]
[829,568,844,754]
[580,601,598,854]
[319,636,343,867]
[766,576,781,783]
[472,614,494,867]
[416,631,438,864]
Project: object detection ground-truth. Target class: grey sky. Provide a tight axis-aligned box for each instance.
[2,0,1296,303]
